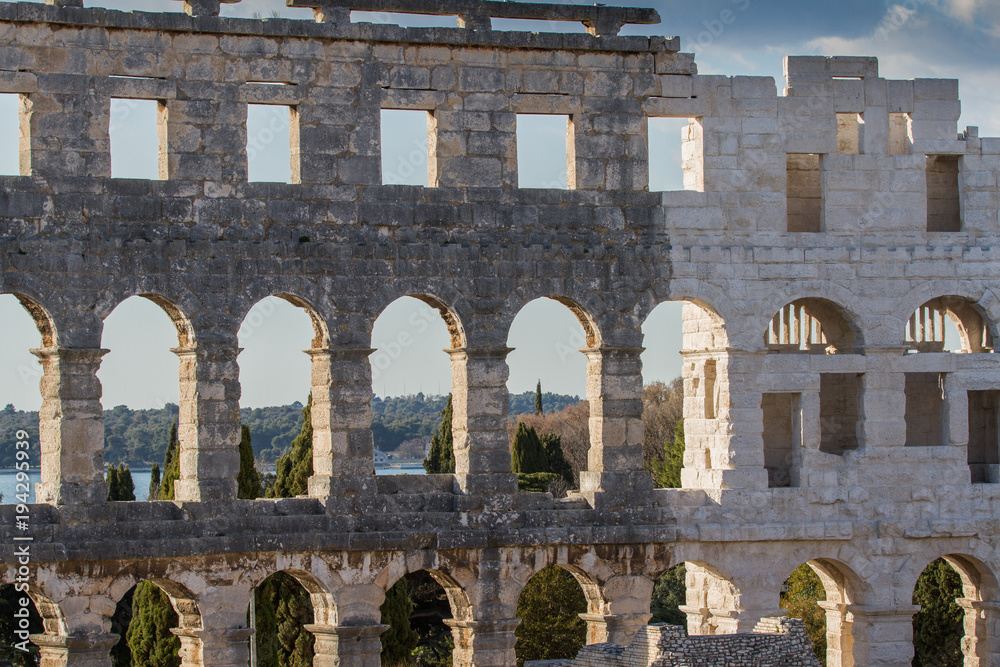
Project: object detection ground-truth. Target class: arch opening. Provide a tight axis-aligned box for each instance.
[370,296,457,474]
[99,295,189,499]
[109,578,200,667]
[0,294,51,504]
[506,297,596,492]
[905,296,993,353]
[911,554,999,667]
[514,564,589,666]
[0,582,46,664]
[247,571,322,667]
[380,569,458,666]
[765,298,857,354]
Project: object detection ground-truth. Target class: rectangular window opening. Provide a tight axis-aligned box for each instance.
[905,372,945,446]
[786,153,822,232]
[762,393,801,488]
[516,113,570,190]
[889,112,911,156]
[247,103,296,184]
[968,390,999,483]
[648,116,702,192]
[110,98,164,180]
[926,155,961,232]
[380,108,431,187]
[820,373,860,455]
[0,92,22,176]
[836,113,863,155]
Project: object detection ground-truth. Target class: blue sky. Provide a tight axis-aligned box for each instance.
[0,0,996,409]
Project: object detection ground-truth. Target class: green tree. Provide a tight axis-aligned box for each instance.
[780,564,827,663]
[423,394,455,474]
[267,396,313,499]
[254,573,315,667]
[515,565,587,666]
[650,564,686,626]
[652,418,685,489]
[380,578,418,665]
[158,422,181,501]
[106,463,136,502]
[540,433,573,486]
[912,558,964,667]
[237,424,262,499]
[148,462,161,500]
[511,422,546,474]
[126,582,181,667]
[535,380,543,415]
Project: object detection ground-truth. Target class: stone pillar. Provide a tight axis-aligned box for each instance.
[818,600,854,667]
[848,604,919,667]
[858,348,907,451]
[31,634,118,667]
[578,346,654,508]
[448,347,518,502]
[307,347,377,498]
[446,618,520,667]
[681,564,783,635]
[173,627,252,667]
[173,342,241,502]
[32,347,109,506]
[579,612,651,645]
[957,599,1000,666]
[305,624,388,667]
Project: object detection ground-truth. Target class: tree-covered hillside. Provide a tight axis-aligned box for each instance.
[0,392,581,467]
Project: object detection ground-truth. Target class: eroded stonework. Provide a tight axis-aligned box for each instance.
[1,0,999,665]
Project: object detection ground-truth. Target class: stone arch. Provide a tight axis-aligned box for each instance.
[763,297,859,353]
[362,281,470,349]
[0,573,67,637]
[106,571,204,631]
[904,295,995,352]
[752,282,867,352]
[499,281,606,349]
[95,280,203,349]
[634,279,736,349]
[897,540,999,599]
[890,281,1000,347]
[256,568,336,627]
[236,281,334,350]
[1,292,58,348]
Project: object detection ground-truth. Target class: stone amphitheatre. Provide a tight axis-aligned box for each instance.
[1,0,999,664]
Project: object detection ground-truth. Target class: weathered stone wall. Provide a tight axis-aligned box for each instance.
[1,2,1000,666]
[567,618,820,667]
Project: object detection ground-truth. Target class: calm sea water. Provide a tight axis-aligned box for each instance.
[0,464,425,504]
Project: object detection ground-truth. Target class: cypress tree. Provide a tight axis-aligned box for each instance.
[780,564,827,661]
[380,578,418,665]
[237,424,262,500]
[423,394,455,474]
[912,558,964,666]
[267,396,313,498]
[107,463,135,502]
[148,462,161,501]
[254,573,315,667]
[126,582,181,667]
[535,380,543,415]
[539,433,573,486]
[650,564,686,626]
[158,423,181,501]
[511,422,546,474]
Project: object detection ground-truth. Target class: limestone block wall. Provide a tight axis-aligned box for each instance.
[1,2,1000,666]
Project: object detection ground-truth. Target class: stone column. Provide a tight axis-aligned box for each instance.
[32,347,109,506]
[31,634,118,667]
[448,347,518,503]
[446,618,520,667]
[305,624,388,667]
[578,346,654,508]
[579,612,651,645]
[858,348,907,450]
[172,342,241,502]
[173,627,252,667]
[307,347,378,498]
[957,599,1000,666]
[848,604,919,667]
[818,600,854,667]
